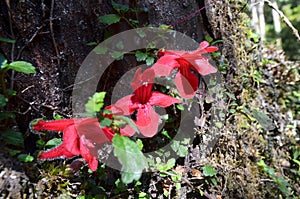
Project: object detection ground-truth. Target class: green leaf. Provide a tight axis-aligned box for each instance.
[116,41,124,50]
[100,117,112,127]
[203,165,217,177]
[112,134,147,184]
[45,138,62,148]
[205,35,213,43]
[94,46,108,54]
[112,0,129,13]
[136,29,146,38]
[86,42,98,46]
[177,145,188,157]
[251,110,275,130]
[176,104,185,111]
[171,140,180,152]
[8,61,36,74]
[0,37,16,44]
[0,94,7,107]
[225,92,236,100]
[161,129,171,139]
[1,130,24,147]
[99,14,121,25]
[0,53,7,69]
[6,89,16,96]
[110,51,124,60]
[146,56,154,66]
[215,122,223,128]
[135,51,147,62]
[113,115,140,135]
[211,177,218,186]
[0,112,15,120]
[17,154,34,162]
[36,139,45,149]
[136,139,143,150]
[85,92,106,114]
[53,112,64,120]
[8,149,21,156]
[157,158,175,172]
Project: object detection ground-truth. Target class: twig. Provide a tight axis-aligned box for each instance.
[5,0,16,90]
[50,0,60,65]
[16,26,43,60]
[264,0,300,43]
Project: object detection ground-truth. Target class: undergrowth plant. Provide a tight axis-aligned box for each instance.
[0,49,36,162]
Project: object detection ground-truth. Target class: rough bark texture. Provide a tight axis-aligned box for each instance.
[0,0,211,130]
[0,1,213,197]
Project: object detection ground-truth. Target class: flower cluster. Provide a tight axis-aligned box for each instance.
[32,41,217,171]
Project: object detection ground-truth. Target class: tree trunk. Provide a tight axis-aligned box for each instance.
[0,0,213,131]
[0,0,263,198]
[272,0,282,46]
[258,1,266,42]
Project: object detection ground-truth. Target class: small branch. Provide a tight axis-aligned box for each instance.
[16,26,43,60]
[50,0,60,65]
[264,0,300,43]
[5,0,16,90]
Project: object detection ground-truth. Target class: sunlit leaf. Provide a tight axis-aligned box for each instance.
[8,61,36,74]
[85,92,106,114]
[112,134,147,184]
[17,154,34,162]
[203,165,217,177]
[45,138,62,148]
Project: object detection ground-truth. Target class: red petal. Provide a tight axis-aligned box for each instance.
[79,135,98,171]
[205,46,218,52]
[149,92,182,107]
[62,125,81,155]
[33,119,75,131]
[131,68,143,90]
[132,68,155,91]
[39,144,75,159]
[175,71,198,99]
[199,41,209,50]
[151,55,180,76]
[120,124,136,137]
[192,58,217,76]
[76,118,112,145]
[136,105,152,127]
[164,50,186,56]
[137,106,160,137]
[110,95,134,115]
[102,127,115,141]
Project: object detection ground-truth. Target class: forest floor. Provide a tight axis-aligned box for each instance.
[0,43,299,199]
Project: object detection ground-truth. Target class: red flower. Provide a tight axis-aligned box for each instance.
[107,68,182,137]
[151,41,218,99]
[33,118,115,171]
